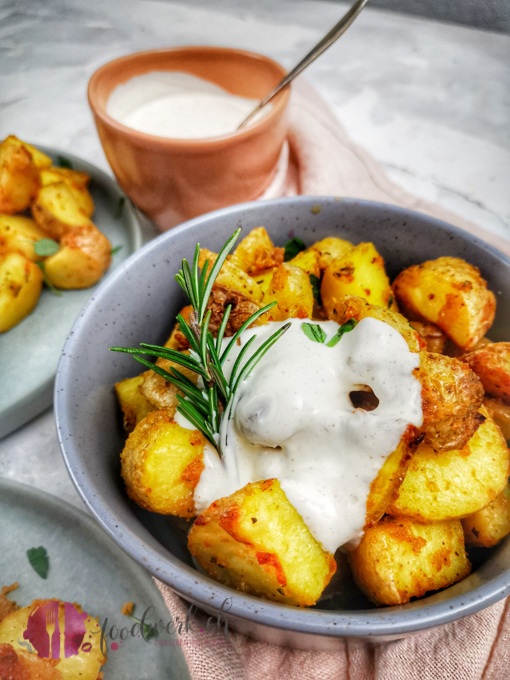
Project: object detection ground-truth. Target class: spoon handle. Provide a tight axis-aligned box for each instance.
[238,0,369,130]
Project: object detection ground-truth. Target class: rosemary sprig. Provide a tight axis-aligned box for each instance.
[111,229,290,453]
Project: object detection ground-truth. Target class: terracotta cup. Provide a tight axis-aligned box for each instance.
[87,46,290,230]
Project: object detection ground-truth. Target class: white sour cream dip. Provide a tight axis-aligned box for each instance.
[179,316,422,554]
[106,71,269,138]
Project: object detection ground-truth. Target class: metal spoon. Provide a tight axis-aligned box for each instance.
[237,0,369,130]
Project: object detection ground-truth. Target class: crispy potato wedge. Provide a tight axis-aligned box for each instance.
[2,134,52,169]
[349,516,471,606]
[32,181,92,239]
[389,407,509,521]
[199,248,263,302]
[188,479,336,607]
[206,284,263,336]
[265,262,314,321]
[326,295,424,352]
[392,256,496,351]
[305,236,354,270]
[140,357,197,412]
[0,252,43,332]
[120,410,206,517]
[43,223,111,289]
[365,432,421,526]
[40,166,94,218]
[0,142,39,214]
[229,226,283,275]
[321,241,395,312]
[461,342,510,403]
[115,374,155,433]
[462,482,510,548]
[0,214,49,261]
[287,248,321,279]
[418,352,485,451]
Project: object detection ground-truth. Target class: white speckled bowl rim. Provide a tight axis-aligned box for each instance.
[55,196,510,641]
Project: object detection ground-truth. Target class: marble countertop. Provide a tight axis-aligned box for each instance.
[0,0,509,510]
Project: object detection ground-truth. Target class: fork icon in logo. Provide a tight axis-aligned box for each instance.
[24,600,87,659]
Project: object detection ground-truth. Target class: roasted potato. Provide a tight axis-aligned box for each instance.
[265,262,314,321]
[365,432,421,526]
[287,248,321,279]
[43,223,111,289]
[392,256,496,351]
[327,295,424,352]
[0,141,39,214]
[0,643,63,680]
[0,252,43,332]
[115,374,155,432]
[229,226,283,275]
[1,134,52,169]
[40,166,94,218]
[199,248,264,302]
[462,482,510,548]
[32,181,92,239]
[206,284,263,336]
[349,516,471,606]
[389,407,509,521]
[0,214,49,261]
[188,479,336,607]
[410,320,448,354]
[0,599,106,680]
[305,235,354,270]
[418,351,485,451]
[461,342,510,403]
[120,410,206,517]
[321,241,395,313]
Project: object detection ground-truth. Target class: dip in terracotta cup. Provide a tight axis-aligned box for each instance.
[88,46,290,230]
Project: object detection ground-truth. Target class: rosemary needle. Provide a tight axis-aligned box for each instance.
[111,230,289,453]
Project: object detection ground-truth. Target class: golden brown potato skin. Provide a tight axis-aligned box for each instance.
[410,320,447,354]
[327,295,425,352]
[265,262,314,321]
[461,342,510,403]
[114,374,155,432]
[0,142,39,214]
[392,256,496,351]
[31,181,91,240]
[0,643,63,680]
[188,479,336,607]
[349,516,471,606]
[321,241,395,314]
[418,351,485,451]
[120,410,205,517]
[365,428,422,526]
[462,482,510,548]
[389,407,509,522]
[228,226,284,275]
[43,224,111,289]
[206,284,262,337]
[483,395,510,440]
[0,252,44,333]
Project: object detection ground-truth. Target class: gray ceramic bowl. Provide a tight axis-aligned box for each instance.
[55,196,510,648]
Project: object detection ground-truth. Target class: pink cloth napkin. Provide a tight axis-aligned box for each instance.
[155,79,510,679]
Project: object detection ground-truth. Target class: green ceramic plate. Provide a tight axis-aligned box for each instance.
[0,477,190,678]
[0,148,143,439]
